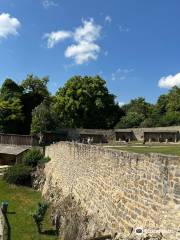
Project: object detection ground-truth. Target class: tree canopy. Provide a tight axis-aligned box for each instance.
[0,75,180,134]
[54,75,121,129]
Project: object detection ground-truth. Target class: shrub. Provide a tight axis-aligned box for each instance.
[23,148,44,168]
[3,164,32,186]
[32,202,49,233]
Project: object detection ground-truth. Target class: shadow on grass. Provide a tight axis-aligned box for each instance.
[7,211,16,215]
[4,213,11,240]
[42,229,57,236]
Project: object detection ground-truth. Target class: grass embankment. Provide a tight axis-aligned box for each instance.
[107,145,180,156]
[0,178,57,240]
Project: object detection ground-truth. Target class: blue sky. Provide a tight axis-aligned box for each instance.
[0,0,180,105]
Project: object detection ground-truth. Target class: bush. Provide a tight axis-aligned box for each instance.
[23,148,44,168]
[3,164,32,186]
[32,202,49,233]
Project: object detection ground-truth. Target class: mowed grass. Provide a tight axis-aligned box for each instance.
[0,178,58,240]
[107,145,180,156]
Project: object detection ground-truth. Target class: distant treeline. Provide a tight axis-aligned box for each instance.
[0,74,179,134]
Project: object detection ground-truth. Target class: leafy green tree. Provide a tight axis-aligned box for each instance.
[123,97,153,117]
[31,100,58,134]
[152,86,180,127]
[54,75,121,128]
[0,98,24,133]
[20,75,50,134]
[159,112,180,126]
[0,78,23,100]
[116,98,153,128]
[116,112,145,128]
[166,86,180,112]
[21,74,49,97]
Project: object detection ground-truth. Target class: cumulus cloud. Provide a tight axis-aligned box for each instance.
[44,30,72,48]
[65,19,101,64]
[158,73,180,88]
[65,41,100,65]
[73,19,101,43]
[105,15,112,24]
[0,13,21,39]
[42,0,58,8]
[45,18,102,65]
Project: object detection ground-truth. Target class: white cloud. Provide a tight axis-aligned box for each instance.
[74,19,101,43]
[112,68,134,81]
[105,15,112,24]
[118,25,130,32]
[44,30,72,48]
[0,13,21,39]
[42,0,58,8]
[45,18,102,65]
[65,41,100,65]
[158,73,180,88]
[65,19,101,64]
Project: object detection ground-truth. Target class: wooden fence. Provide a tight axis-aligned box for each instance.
[0,134,39,146]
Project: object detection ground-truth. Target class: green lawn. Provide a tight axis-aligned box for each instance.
[107,145,180,156]
[0,179,58,240]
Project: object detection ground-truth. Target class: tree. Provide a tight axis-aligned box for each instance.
[31,100,58,134]
[0,78,23,100]
[115,112,145,128]
[54,75,121,129]
[166,86,180,112]
[0,97,24,133]
[20,75,50,134]
[116,98,153,128]
[21,74,49,97]
[123,97,153,117]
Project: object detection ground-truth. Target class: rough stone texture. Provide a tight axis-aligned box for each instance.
[42,142,180,240]
[0,209,4,240]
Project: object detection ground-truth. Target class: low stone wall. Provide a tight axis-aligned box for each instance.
[43,142,180,240]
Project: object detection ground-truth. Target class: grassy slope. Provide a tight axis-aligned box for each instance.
[0,179,57,240]
[108,145,180,156]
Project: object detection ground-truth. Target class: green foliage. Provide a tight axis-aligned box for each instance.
[0,78,23,100]
[116,112,145,128]
[122,97,153,117]
[21,74,49,97]
[54,75,121,128]
[31,100,58,134]
[116,98,152,128]
[21,75,50,134]
[1,74,180,132]
[23,148,45,168]
[32,202,49,233]
[3,164,32,186]
[0,97,24,133]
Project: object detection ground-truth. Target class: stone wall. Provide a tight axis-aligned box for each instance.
[0,209,4,240]
[42,142,180,240]
[118,126,180,141]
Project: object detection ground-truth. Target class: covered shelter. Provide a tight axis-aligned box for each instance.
[115,130,135,142]
[144,130,179,143]
[79,133,107,143]
[0,144,30,165]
